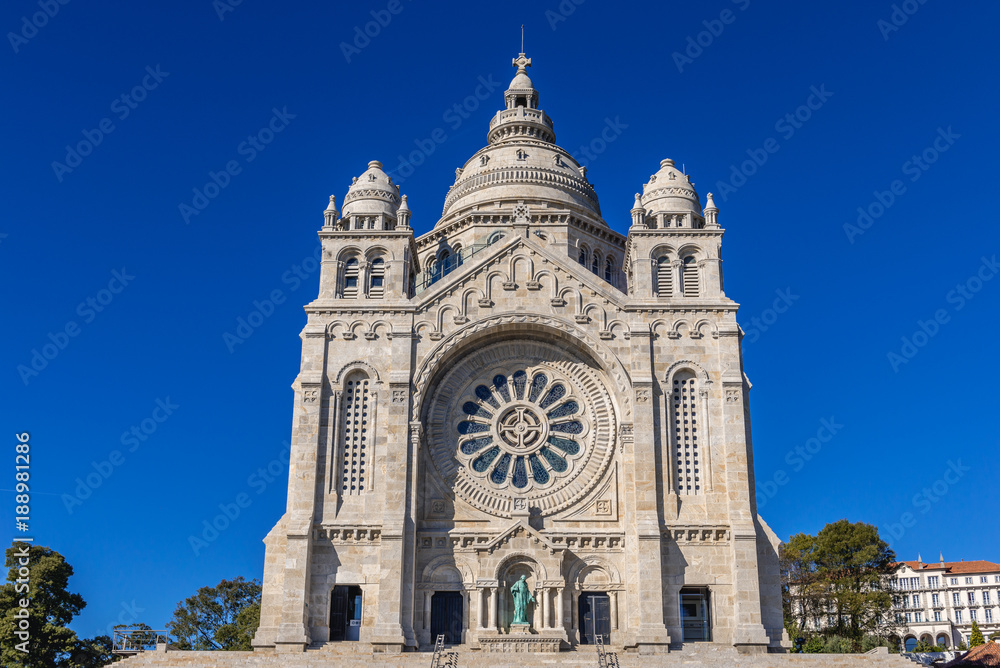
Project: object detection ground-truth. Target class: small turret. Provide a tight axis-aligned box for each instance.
[630,193,646,229]
[704,192,719,229]
[324,195,338,228]
[397,195,411,229]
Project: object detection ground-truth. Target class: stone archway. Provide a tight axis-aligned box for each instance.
[498,557,541,633]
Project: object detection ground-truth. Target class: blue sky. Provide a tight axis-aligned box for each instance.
[2,0,998,639]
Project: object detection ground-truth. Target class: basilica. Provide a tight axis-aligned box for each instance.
[251,52,787,655]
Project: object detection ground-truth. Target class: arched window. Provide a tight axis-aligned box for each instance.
[681,256,699,297]
[452,244,464,268]
[935,634,949,649]
[604,257,615,283]
[656,256,673,297]
[488,232,505,245]
[578,246,587,266]
[672,371,701,495]
[340,372,371,495]
[354,217,364,230]
[591,252,600,275]
[343,258,359,298]
[368,258,385,298]
[438,250,451,278]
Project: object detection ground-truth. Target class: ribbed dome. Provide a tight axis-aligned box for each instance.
[342,160,401,217]
[640,158,701,216]
[441,143,600,218]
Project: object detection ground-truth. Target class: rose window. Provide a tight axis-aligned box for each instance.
[456,369,588,492]
[424,340,616,518]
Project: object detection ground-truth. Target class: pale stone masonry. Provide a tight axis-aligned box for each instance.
[250,51,789,655]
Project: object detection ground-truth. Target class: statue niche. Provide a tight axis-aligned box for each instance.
[501,561,538,633]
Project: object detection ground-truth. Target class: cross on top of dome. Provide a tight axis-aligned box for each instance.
[512,52,531,73]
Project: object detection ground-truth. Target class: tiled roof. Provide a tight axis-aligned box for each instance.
[943,641,1000,667]
[898,560,1000,575]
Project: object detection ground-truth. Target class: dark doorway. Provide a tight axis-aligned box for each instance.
[579,592,610,645]
[680,587,711,642]
[330,585,363,642]
[431,592,464,644]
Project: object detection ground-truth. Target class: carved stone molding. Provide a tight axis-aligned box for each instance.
[663,525,731,544]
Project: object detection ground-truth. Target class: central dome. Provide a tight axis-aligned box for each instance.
[438,53,602,222]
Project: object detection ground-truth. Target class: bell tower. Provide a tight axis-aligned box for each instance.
[317,160,418,302]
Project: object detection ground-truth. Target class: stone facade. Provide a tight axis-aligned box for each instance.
[250,52,788,655]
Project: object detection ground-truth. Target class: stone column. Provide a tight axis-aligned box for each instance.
[571,590,579,639]
[371,328,417,650]
[541,588,549,629]
[487,587,496,630]
[462,590,470,632]
[533,590,541,630]
[424,591,432,631]
[477,588,487,630]
[274,353,325,652]
[556,588,564,630]
[626,327,672,650]
[720,324,769,651]
[610,591,619,630]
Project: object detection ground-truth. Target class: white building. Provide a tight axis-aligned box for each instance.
[892,557,1000,651]
[249,51,789,655]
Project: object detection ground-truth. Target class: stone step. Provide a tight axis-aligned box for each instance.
[116,646,917,668]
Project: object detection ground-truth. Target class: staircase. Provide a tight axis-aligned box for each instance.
[116,644,918,668]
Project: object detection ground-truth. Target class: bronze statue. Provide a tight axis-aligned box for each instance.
[510,575,535,625]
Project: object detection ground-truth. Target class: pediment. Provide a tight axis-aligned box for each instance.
[413,234,626,311]
[477,520,563,555]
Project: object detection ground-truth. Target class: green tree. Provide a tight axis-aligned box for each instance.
[66,634,115,666]
[970,620,985,647]
[167,577,261,650]
[780,520,900,651]
[0,543,86,668]
[803,635,826,653]
[214,601,260,651]
[824,635,853,653]
[913,639,934,652]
